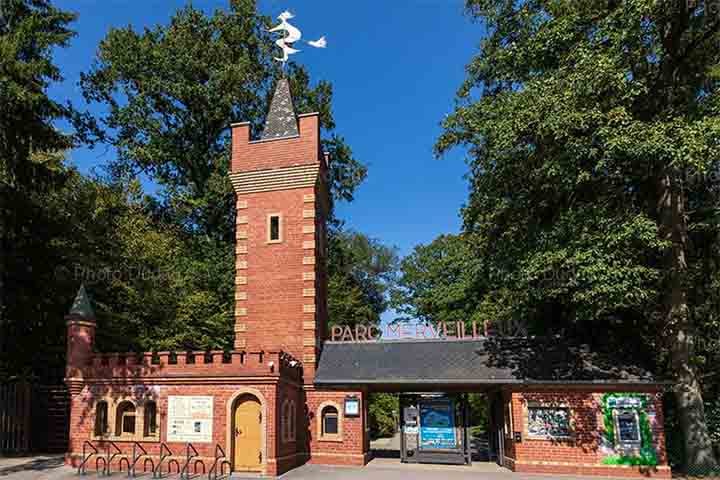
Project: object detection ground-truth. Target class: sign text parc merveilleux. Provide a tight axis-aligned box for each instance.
[329,321,488,343]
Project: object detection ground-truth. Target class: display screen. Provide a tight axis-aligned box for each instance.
[419,400,457,449]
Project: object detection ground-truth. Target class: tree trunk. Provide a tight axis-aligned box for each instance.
[658,172,718,473]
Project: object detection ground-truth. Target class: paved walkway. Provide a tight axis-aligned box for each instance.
[0,455,659,480]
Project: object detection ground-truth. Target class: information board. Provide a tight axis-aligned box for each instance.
[419,400,457,449]
[167,396,213,443]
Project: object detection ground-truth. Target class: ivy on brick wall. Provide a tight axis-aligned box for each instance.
[600,393,658,466]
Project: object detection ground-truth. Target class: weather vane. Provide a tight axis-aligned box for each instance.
[268,10,326,68]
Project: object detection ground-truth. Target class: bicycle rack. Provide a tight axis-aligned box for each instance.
[143,457,155,474]
[78,441,98,476]
[167,459,181,475]
[100,441,124,476]
[180,443,200,480]
[119,457,131,474]
[153,443,172,479]
[129,442,154,477]
[193,459,206,475]
[208,444,230,480]
[95,457,107,475]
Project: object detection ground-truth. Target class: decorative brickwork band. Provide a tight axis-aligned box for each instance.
[229,164,320,194]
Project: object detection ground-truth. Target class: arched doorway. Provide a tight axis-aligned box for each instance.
[232,394,263,472]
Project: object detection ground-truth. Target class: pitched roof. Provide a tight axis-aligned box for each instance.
[314,337,662,388]
[68,284,95,319]
[260,78,299,140]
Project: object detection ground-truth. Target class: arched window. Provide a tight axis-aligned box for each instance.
[116,401,136,436]
[321,405,339,436]
[144,401,157,437]
[94,401,108,436]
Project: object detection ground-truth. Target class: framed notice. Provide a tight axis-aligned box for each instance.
[167,396,213,443]
[344,396,360,417]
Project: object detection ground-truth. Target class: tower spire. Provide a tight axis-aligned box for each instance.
[68,283,95,319]
[260,78,299,140]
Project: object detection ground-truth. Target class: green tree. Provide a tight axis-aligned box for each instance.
[438,1,720,471]
[368,392,398,439]
[328,229,399,330]
[0,0,78,375]
[394,234,487,326]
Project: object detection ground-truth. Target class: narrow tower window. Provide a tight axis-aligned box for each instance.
[144,401,157,437]
[268,214,282,243]
[94,401,108,436]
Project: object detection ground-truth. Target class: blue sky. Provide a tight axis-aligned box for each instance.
[51,0,482,260]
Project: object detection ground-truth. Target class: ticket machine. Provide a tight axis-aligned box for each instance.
[399,393,471,465]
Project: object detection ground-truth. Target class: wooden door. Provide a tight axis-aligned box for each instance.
[233,396,262,471]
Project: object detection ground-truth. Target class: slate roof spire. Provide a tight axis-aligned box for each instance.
[260,78,299,140]
[68,283,95,319]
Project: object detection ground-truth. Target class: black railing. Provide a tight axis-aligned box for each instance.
[180,443,199,479]
[78,441,98,476]
[208,444,230,480]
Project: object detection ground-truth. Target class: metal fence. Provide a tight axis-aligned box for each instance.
[0,381,69,454]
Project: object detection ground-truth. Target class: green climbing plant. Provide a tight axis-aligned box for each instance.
[600,393,658,466]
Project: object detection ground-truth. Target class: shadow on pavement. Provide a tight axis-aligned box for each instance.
[0,457,65,476]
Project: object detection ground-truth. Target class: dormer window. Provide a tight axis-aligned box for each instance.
[268,214,282,243]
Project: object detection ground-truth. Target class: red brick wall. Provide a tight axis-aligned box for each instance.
[66,381,290,476]
[305,388,370,466]
[234,188,317,359]
[230,113,326,380]
[503,387,670,478]
[231,115,320,172]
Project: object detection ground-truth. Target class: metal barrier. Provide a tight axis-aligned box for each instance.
[208,444,231,480]
[78,441,98,476]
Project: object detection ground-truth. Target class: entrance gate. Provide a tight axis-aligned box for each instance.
[399,393,471,465]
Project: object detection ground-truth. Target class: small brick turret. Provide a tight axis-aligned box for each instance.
[65,284,96,394]
[229,78,329,380]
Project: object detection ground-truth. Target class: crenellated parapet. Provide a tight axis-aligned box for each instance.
[75,350,302,384]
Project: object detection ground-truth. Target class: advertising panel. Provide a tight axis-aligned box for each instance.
[419,399,457,449]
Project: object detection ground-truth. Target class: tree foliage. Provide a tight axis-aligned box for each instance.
[74,0,382,353]
[0,0,79,377]
[432,0,720,471]
[0,0,395,384]
[329,229,399,329]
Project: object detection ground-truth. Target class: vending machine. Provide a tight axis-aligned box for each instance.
[399,393,471,465]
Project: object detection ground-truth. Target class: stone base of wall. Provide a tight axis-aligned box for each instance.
[307,451,371,467]
[508,458,672,478]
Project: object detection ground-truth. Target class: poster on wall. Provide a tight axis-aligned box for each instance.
[419,399,457,450]
[167,396,213,443]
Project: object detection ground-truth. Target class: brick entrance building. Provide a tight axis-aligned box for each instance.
[64,80,670,478]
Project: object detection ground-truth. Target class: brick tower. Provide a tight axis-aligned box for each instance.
[229,79,329,380]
